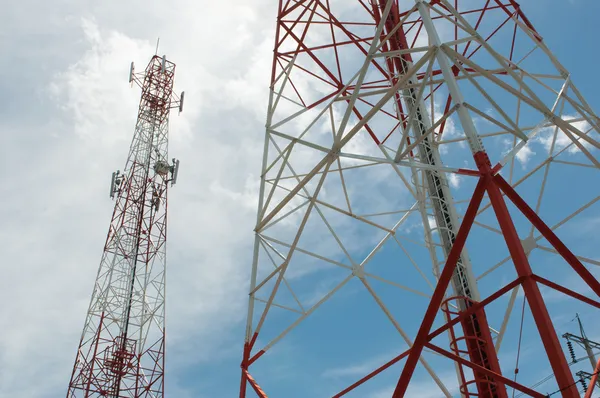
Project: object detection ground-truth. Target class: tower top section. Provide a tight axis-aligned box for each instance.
[128,54,185,123]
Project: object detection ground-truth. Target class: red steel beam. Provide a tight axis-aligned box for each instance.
[584,357,600,398]
[425,343,545,398]
[484,153,579,397]
[385,2,507,396]
[393,175,490,397]
[495,174,600,297]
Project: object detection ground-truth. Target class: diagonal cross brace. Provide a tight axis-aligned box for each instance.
[392,150,597,397]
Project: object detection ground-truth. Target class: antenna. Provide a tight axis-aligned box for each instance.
[67,52,184,397]
[109,171,121,199]
[179,91,185,114]
[155,38,160,55]
[170,159,180,187]
[110,172,117,199]
[128,62,134,85]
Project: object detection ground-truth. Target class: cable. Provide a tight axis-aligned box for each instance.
[545,371,599,397]
[512,296,527,398]
[514,361,576,397]
[514,352,600,398]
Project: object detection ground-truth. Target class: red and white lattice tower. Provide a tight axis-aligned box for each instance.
[67,54,183,398]
[240,1,600,397]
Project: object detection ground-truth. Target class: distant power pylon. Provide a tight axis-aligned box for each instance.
[564,314,600,393]
[67,54,184,397]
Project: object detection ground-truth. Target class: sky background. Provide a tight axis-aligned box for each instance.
[1,1,600,397]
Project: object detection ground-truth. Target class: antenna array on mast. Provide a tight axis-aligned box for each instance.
[67,53,184,398]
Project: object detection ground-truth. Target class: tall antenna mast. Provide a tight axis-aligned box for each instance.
[67,53,184,397]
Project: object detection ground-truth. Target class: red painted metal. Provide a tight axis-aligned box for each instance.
[483,153,578,396]
[440,297,472,393]
[428,278,523,341]
[240,333,268,398]
[393,174,491,397]
[332,350,411,398]
[244,371,269,398]
[335,277,522,397]
[584,357,600,398]
[531,275,600,309]
[377,2,506,396]
[391,150,588,397]
[425,343,545,398]
[495,174,600,297]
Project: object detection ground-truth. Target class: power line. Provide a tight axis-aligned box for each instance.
[513,314,600,397]
[514,353,599,398]
[512,295,527,398]
[545,372,598,397]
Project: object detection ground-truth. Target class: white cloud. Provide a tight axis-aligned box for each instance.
[515,144,536,167]
[501,115,597,170]
[0,4,419,396]
[537,117,594,155]
[448,173,461,189]
[500,137,536,168]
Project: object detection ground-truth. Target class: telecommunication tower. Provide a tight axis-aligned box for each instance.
[240,1,600,397]
[67,54,183,397]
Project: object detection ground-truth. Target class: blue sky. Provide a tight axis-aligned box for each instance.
[1,1,599,397]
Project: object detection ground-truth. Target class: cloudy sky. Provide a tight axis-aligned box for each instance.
[2,1,600,397]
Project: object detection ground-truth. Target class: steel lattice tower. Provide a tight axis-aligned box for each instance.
[240,1,600,397]
[67,54,183,398]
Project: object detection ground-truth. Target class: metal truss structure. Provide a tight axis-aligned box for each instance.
[240,1,600,397]
[67,54,183,398]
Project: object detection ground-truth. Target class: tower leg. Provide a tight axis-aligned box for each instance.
[393,176,490,397]
[483,153,578,396]
[584,357,600,398]
[394,151,583,396]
